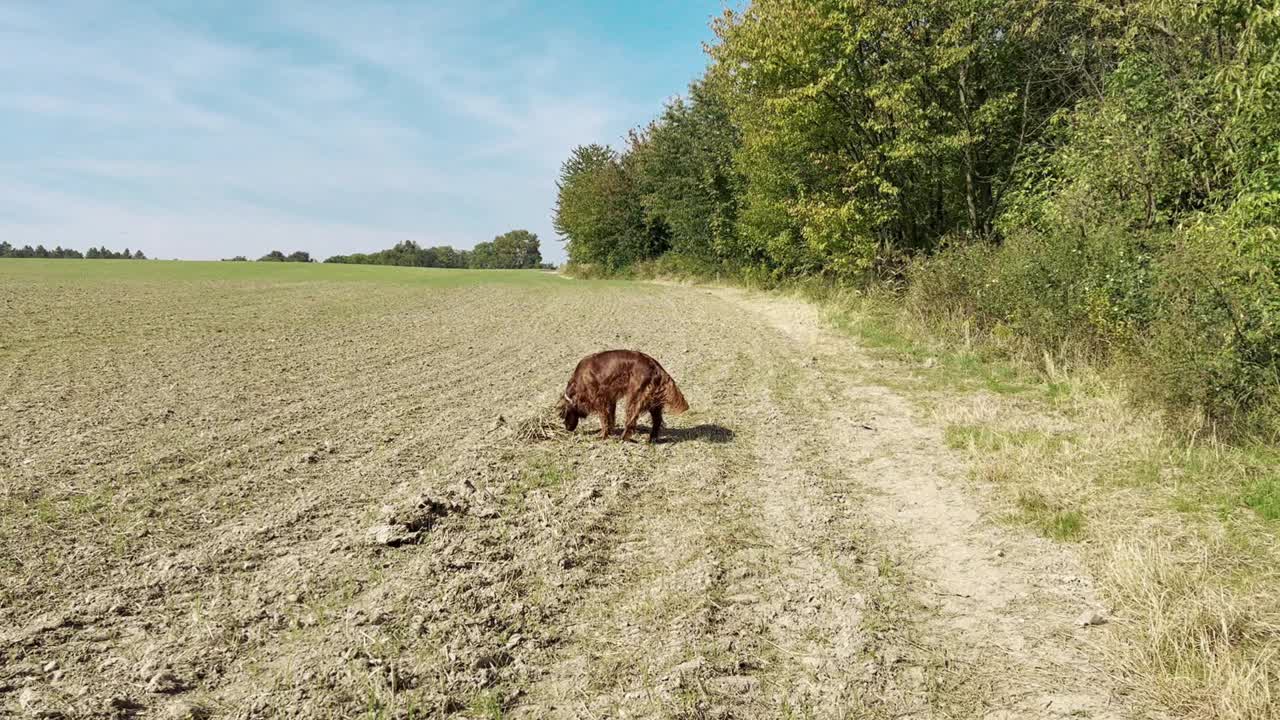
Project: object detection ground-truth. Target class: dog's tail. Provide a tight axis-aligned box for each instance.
[664,377,689,415]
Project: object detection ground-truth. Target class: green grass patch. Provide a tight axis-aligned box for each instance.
[467,691,504,720]
[1235,446,1280,521]
[1171,494,1202,514]
[875,554,906,583]
[1132,443,1280,522]
[1014,489,1086,541]
[1043,509,1086,541]
[1114,454,1163,488]
[0,257,582,289]
[21,483,123,533]
[944,424,1074,453]
[822,296,1043,397]
[827,304,915,355]
[1045,380,1073,402]
[506,458,573,506]
[1243,476,1280,520]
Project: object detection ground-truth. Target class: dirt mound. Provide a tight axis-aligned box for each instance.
[366,492,469,546]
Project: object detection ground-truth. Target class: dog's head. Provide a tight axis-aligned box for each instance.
[663,379,689,415]
[557,392,583,431]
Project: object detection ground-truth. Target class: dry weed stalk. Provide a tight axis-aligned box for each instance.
[514,406,562,442]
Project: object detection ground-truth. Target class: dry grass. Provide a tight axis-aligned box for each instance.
[512,406,564,442]
[934,382,1280,720]
[747,281,1280,719]
[1101,538,1280,719]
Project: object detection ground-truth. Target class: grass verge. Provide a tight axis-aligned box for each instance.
[615,267,1280,719]
[820,289,1280,720]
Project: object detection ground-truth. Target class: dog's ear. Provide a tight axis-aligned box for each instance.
[664,379,689,415]
[557,392,577,416]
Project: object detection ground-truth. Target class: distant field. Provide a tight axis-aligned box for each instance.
[0,258,568,299]
[0,259,590,379]
[0,259,1159,718]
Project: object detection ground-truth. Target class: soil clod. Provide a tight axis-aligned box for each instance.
[1076,610,1109,627]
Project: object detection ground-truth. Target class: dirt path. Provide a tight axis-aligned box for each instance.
[2,271,1135,719]
[719,288,1130,719]
[515,286,1130,719]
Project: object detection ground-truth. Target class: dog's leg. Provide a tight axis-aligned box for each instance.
[648,407,663,444]
[621,402,643,442]
[599,401,616,440]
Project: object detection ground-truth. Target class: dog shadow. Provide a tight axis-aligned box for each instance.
[643,423,735,445]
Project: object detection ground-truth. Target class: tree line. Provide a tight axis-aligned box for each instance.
[324,230,548,269]
[553,0,1280,439]
[0,243,146,259]
[252,251,314,262]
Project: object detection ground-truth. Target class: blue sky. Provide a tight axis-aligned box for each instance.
[0,1,731,263]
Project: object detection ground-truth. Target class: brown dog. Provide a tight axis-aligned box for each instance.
[557,350,688,442]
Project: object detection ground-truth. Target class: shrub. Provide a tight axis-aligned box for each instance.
[908,225,1157,361]
[632,253,734,282]
[561,262,613,280]
[905,239,997,331]
[1141,215,1280,439]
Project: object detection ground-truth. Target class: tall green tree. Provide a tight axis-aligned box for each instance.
[554,144,667,270]
[490,229,542,268]
[709,0,1102,278]
[431,246,467,268]
[469,241,497,269]
[630,77,745,264]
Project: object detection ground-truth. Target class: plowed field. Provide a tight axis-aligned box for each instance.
[1,261,1132,719]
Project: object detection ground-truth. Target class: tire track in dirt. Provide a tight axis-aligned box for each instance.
[718,357,944,718]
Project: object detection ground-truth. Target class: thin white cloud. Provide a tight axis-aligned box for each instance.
[0,1,678,262]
